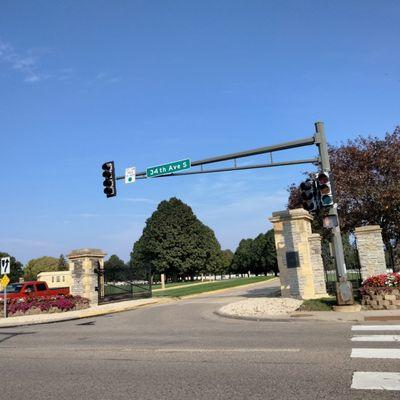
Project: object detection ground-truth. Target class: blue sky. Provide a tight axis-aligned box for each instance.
[1,0,399,264]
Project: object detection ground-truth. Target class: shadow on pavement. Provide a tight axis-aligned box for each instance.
[0,331,36,344]
[240,286,281,298]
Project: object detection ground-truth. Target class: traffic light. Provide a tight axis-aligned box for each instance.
[317,171,334,208]
[102,161,117,198]
[299,178,319,213]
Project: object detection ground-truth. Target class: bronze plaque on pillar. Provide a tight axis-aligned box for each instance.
[286,251,300,268]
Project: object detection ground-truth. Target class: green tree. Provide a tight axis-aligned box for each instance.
[231,239,254,276]
[0,252,23,283]
[104,254,126,281]
[105,254,125,270]
[221,249,234,277]
[23,256,60,281]
[231,230,278,276]
[130,198,224,281]
[58,254,68,271]
[263,229,278,276]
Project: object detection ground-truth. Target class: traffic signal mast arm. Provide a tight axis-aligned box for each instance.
[106,122,350,301]
[115,136,318,180]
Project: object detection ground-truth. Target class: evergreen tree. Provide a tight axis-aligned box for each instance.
[58,254,68,271]
[130,198,223,281]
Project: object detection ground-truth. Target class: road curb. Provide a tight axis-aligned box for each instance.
[214,308,364,323]
[0,297,175,329]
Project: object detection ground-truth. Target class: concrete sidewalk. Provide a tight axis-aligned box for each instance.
[0,297,174,328]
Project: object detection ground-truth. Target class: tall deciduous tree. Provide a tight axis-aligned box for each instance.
[0,252,23,283]
[23,256,60,281]
[130,198,223,281]
[288,127,400,270]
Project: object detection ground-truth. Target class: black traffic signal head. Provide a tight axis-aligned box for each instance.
[102,161,117,198]
[299,178,319,213]
[317,171,333,208]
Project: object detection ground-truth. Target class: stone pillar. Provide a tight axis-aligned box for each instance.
[308,234,329,297]
[269,209,328,299]
[67,248,106,306]
[355,226,387,281]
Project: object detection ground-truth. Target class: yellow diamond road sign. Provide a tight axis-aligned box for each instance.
[1,275,10,289]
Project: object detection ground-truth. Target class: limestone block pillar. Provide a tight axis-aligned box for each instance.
[355,226,387,281]
[67,248,107,306]
[308,234,329,297]
[269,209,327,299]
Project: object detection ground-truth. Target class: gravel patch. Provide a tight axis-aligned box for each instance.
[219,298,303,318]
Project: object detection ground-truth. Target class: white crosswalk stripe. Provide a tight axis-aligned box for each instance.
[351,348,400,359]
[352,372,400,391]
[352,325,400,331]
[351,324,400,391]
[352,335,400,342]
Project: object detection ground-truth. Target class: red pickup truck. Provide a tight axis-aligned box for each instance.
[0,281,69,300]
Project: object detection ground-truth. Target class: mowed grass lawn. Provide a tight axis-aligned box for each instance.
[153,276,276,298]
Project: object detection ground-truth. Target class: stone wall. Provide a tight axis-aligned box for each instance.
[355,225,387,281]
[362,288,400,310]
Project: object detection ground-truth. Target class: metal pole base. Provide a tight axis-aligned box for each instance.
[335,277,355,306]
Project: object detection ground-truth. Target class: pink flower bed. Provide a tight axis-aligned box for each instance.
[361,273,400,295]
[1,295,90,317]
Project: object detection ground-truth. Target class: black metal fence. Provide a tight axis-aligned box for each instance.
[322,240,363,296]
[97,266,152,304]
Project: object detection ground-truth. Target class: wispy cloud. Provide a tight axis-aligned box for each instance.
[0,39,44,83]
[56,68,75,81]
[88,72,121,85]
[0,238,53,247]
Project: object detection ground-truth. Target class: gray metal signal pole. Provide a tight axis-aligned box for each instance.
[314,121,347,279]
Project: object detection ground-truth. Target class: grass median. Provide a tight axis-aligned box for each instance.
[153,276,275,298]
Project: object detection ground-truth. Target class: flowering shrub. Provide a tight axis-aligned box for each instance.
[1,295,90,316]
[361,273,400,295]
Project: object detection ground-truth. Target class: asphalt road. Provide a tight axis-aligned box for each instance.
[1,279,399,400]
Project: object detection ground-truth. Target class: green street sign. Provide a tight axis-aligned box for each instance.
[146,158,191,178]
